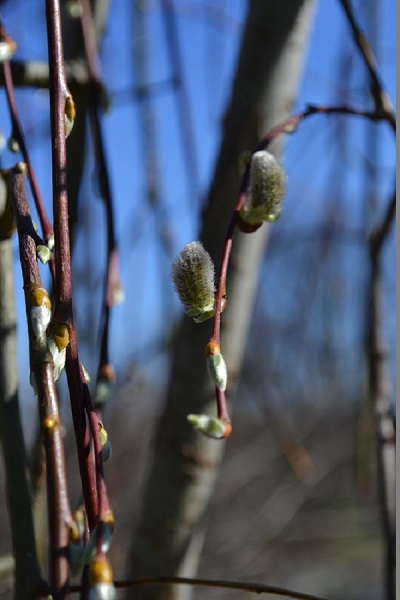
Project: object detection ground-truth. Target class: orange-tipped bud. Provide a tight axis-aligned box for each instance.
[205,340,221,356]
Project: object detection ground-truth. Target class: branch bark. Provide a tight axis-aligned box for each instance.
[0,175,44,599]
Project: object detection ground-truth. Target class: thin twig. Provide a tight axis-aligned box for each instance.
[338,0,395,132]
[0,21,54,251]
[70,575,330,600]
[79,0,121,413]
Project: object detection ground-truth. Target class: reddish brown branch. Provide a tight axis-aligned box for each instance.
[9,167,71,597]
[79,0,121,412]
[0,20,54,251]
[209,103,392,431]
[45,0,73,326]
[45,0,104,536]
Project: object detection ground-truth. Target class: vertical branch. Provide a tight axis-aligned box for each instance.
[0,175,45,598]
[79,0,121,412]
[10,167,71,599]
[45,0,100,530]
[368,190,396,600]
[45,0,73,325]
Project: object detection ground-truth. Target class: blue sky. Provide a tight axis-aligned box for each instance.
[0,0,395,406]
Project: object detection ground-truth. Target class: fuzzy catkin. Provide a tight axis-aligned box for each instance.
[240,150,286,224]
[171,241,215,314]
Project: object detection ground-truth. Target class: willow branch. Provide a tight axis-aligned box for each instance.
[0,21,54,250]
[210,103,392,432]
[45,0,99,531]
[0,175,45,599]
[10,166,70,598]
[45,0,73,325]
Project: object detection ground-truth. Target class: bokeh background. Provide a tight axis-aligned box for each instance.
[0,1,395,599]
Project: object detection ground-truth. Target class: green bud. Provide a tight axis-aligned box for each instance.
[206,352,227,391]
[187,414,227,439]
[99,424,112,462]
[36,244,52,264]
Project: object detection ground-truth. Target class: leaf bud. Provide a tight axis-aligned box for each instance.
[36,244,52,264]
[206,347,227,391]
[99,422,112,462]
[187,414,230,440]
[0,38,16,62]
[47,323,69,382]
[65,96,76,139]
[29,287,52,340]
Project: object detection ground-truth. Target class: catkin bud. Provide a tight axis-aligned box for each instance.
[99,423,112,462]
[187,414,229,440]
[65,96,76,139]
[171,241,216,322]
[29,287,52,340]
[47,323,69,382]
[206,349,227,391]
[239,151,286,226]
[0,38,16,63]
[88,557,115,600]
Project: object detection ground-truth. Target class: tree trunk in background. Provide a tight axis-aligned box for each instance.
[126,1,317,598]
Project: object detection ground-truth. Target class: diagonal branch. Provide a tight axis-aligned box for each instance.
[338,0,395,132]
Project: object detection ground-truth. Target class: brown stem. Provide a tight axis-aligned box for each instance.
[82,381,111,524]
[65,330,99,529]
[45,0,73,325]
[46,0,101,534]
[10,167,71,598]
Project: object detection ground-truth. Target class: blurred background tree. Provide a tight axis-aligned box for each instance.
[0,1,395,599]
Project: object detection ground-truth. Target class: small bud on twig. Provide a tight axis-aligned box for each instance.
[0,37,16,62]
[205,341,227,391]
[171,241,216,322]
[29,287,52,340]
[36,244,52,264]
[47,323,69,382]
[99,422,112,462]
[64,96,76,138]
[187,414,230,439]
[89,556,115,600]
